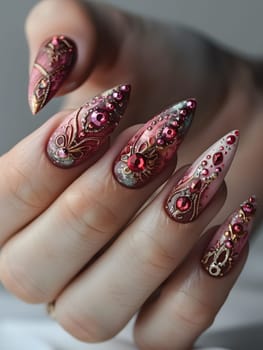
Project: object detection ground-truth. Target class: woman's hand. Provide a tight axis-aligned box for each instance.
[25,0,263,221]
[0,0,260,349]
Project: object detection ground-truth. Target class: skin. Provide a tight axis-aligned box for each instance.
[0,0,261,349]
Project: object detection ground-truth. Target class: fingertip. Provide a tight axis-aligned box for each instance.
[25,0,98,113]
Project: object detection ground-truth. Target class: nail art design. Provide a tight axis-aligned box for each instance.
[201,196,256,277]
[165,131,239,223]
[47,84,131,168]
[113,99,196,188]
[28,35,77,114]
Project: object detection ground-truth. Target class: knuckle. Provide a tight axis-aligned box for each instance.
[128,223,176,276]
[57,305,115,342]
[60,185,118,242]
[173,289,215,332]
[5,162,46,212]
[0,248,49,303]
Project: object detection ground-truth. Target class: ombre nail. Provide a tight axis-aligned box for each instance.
[47,84,131,168]
[28,35,77,114]
[113,99,196,188]
[201,196,256,277]
[165,130,239,223]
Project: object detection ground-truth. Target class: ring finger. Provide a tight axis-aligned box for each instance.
[50,131,237,341]
[134,196,256,350]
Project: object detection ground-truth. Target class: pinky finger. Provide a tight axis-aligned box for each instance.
[134,196,256,350]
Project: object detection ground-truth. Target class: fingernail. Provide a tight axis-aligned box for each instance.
[28,35,77,114]
[201,196,256,277]
[113,98,196,188]
[165,130,239,223]
[47,84,131,168]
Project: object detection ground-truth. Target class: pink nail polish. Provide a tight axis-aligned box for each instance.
[28,35,77,114]
[113,99,196,188]
[47,84,131,168]
[201,196,256,277]
[165,130,239,223]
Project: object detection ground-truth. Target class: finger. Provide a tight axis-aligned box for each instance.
[54,178,227,342]
[26,0,96,113]
[26,0,136,113]
[50,131,237,342]
[0,99,193,302]
[134,197,256,350]
[0,85,129,246]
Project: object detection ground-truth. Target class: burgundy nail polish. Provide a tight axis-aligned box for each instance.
[47,84,131,168]
[28,35,77,114]
[113,99,196,188]
[165,130,239,223]
[201,196,256,277]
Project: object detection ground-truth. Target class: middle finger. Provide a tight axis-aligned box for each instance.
[0,99,194,302]
[54,131,238,341]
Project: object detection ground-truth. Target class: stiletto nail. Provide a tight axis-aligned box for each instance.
[28,35,77,114]
[47,84,131,168]
[201,196,256,277]
[165,130,239,223]
[113,99,196,188]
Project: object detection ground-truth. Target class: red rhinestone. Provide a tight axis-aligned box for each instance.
[180,109,187,117]
[190,178,202,193]
[162,127,177,140]
[120,85,130,92]
[91,110,109,126]
[226,135,236,145]
[157,138,165,146]
[186,99,196,110]
[201,168,209,176]
[170,120,180,128]
[176,196,191,212]
[106,103,115,111]
[232,223,243,234]
[127,153,146,172]
[225,240,233,249]
[242,203,255,215]
[213,152,223,166]
[113,92,123,101]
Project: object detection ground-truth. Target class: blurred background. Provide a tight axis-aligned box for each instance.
[0,1,262,349]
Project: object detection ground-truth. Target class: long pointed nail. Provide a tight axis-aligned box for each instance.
[113,98,196,188]
[28,35,77,114]
[165,130,239,223]
[201,196,256,277]
[47,84,131,168]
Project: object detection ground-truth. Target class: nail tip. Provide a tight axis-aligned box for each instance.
[29,100,40,115]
